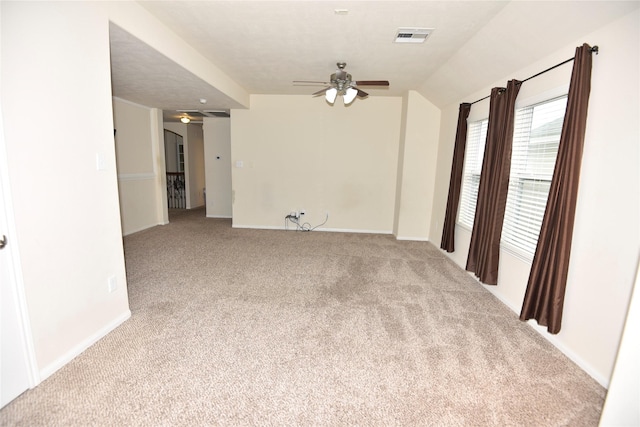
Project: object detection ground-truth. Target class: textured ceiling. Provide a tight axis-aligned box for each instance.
[108,1,639,121]
[109,23,245,122]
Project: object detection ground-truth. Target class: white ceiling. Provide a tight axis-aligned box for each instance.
[108,1,639,122]
[109,22,243,117]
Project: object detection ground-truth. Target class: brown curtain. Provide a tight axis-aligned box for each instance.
[520,44,594,334]
[466,80,521,285]
[441,103,472,252]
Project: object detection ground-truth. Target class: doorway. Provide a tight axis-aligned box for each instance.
[164,129,186,209]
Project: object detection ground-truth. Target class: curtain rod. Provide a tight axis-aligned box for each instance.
[469,45,599,105]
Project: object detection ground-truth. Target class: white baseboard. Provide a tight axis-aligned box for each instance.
[123,219,172,236]
[321,227,393,235]
[123,223,157,236]
[206,215,232,219]
[39,310,131,383]
[442,247,610,388]
[482,285,609,388]
[529,322,609,388]
[232,224,393,235]
[233,224,281,230]
[395,236,429,242]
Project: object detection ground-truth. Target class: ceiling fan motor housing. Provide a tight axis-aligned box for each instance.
[331,72,352,93]
[331,63,352,93]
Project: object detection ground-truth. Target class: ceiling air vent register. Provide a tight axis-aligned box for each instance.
[177,110,230,118]
[394,28,434,44]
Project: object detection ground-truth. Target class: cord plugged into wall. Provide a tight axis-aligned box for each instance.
[284,210,328,231]
[285,210,303,221]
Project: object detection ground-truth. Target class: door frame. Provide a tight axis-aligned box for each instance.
[0,107,39,407]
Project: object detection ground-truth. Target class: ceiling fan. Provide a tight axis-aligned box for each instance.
[294,62,389,105]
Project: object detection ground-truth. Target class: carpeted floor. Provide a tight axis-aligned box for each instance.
[0,208,605,426]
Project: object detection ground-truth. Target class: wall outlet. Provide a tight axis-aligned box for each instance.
[108,276,117,293]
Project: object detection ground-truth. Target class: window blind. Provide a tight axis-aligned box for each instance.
[458,119,488,229]
[502,96,567,256]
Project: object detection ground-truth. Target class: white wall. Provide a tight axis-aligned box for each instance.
[393,91,441,241]
[231,95,402,232]
[1,2,130,378]
[203,117,232,218]
[113,98,167,235]
[429,9,640,387]
[0,0,246,391]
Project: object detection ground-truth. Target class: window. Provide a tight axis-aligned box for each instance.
[502,96,567,256]
[457,95,567,258]
[458,118,487,229]
[177,142,185,172]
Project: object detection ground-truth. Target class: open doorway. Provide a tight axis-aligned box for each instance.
[163,122,206,220]
[164,129,186,209]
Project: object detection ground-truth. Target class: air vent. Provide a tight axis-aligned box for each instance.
[204,110,230,118]
[394,28,433,44]
[177,110,207,117]
[177,110,230,118]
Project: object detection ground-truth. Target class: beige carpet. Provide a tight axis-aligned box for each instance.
[1,208,605,426]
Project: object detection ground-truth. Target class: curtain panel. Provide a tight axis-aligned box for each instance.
[466,80,521,285]
[441,103,472,253]
[520,44,594,334]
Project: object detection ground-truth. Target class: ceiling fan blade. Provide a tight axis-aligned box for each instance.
[356,89,369,98]
[355,80,390,86]
[311,87,331,96]
[293,80,330,86]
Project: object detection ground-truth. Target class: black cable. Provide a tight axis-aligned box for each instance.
[308,213,329,231]
[283,213,328,232]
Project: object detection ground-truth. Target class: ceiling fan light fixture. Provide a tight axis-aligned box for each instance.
[343,87,358,105]
[180,116,191,124]
[325,87,338,104]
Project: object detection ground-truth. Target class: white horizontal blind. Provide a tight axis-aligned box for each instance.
[458,119,488,229]
[502,96,567,256]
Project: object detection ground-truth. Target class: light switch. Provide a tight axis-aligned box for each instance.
[96,153,107,171]
[108,276,117,293]
[235,160,244,168]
